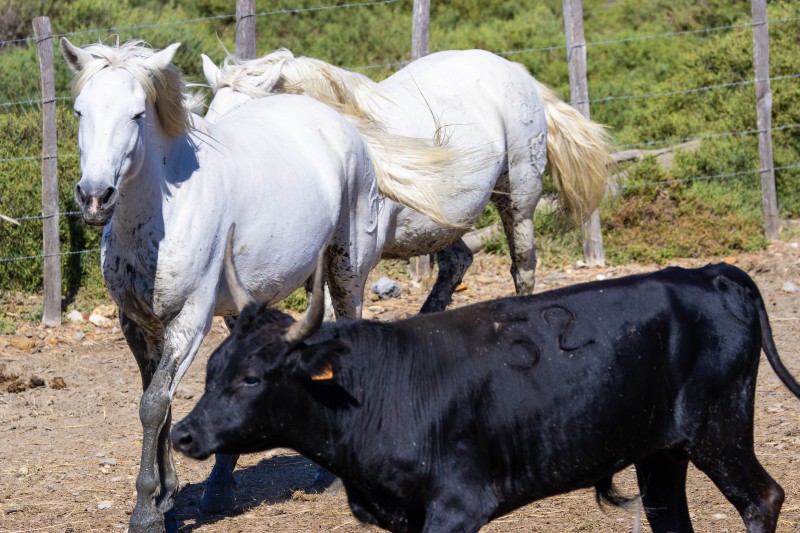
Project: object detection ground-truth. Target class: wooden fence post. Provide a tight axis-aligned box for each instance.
[411,0,430,60]
[33,16,61,327]
[236,0,257,60]
[409,0,432,284]
[563,0,605,267]
[751,0,779,240]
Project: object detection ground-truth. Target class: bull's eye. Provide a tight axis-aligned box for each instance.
[240,375,261,387]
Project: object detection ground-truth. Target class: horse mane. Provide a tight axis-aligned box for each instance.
[70,40,190,137]
[213,49,488,227]
[215,48,388,124]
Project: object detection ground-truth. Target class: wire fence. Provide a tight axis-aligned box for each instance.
[0,2,797,265]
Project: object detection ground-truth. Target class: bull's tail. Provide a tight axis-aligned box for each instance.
[753,286,800,398]
[725,264,800,397]
[594,475,638,509]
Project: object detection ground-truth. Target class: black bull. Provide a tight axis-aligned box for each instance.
[172,262,800,533]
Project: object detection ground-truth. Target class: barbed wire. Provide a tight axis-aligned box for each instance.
[0,0,400,47]
[620,163,800,190]
[0,248,99,264]
[618,123,800,150]
[585,73,800,106]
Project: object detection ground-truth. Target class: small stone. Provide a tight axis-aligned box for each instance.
[89,313,113,328]
[74,332,86,341]
[595,274,607,281]
[781,281,798,293]
[99,457,117,467]
[91,304,117,318]
[50,377,67,390]
[45,337,58,347]
[19,466,28,475]
[454,283,468,292]
[367,305,385,315]
[723,256,737,265]
[97,501,113,510]
[29,376,45,388]
[10,337,35,351]
[575,260,588,269]
[713,513,728,520]
[111,327,120,334]
[370,277,401,300]
[66,310,84,323]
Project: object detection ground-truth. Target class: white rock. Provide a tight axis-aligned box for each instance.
[97,500,113,510]
[781,281,798,293]
[74,331,86,341]
[89,313,113,328]
[713,513,728,520]
[66,310,84,323]
[575,260,588,269]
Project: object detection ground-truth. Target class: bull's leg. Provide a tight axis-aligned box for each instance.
[128,304,214,533]
[690,446,783,533]
[198,317,241,514]
[634,452,693,532]
[688,384,784,533]
[420,239,473,313]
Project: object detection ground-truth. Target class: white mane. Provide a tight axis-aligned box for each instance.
[70,40,190,137]
[213,49,483,227]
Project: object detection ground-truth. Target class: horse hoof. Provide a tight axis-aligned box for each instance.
[198,484,236,515]
[128,507,166,533]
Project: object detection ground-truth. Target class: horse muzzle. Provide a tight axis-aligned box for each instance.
[75,182,118,226]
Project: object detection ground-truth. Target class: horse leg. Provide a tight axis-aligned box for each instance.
[420,239,473,313]
[493,131,546,295]
[198,315,241,515]
[304,277,336,321]
[127,304,214,533]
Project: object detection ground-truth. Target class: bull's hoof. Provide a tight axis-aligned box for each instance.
[198,483,236,515]
[306,468,343,494]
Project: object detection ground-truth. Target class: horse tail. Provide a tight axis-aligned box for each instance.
[532,78,614,224]
[356,123,477,228]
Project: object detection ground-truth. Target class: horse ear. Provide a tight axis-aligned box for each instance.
[253,58,286,93]
[201,54,221,90]
[147,42,181,71]
[60,37,94,73]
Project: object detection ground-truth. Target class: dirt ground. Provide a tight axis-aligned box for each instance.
[0,240,799,533]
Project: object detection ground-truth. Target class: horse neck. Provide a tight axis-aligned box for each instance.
[112,107,188,231]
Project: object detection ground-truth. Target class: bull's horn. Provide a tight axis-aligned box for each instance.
[285,251,325,345]
[224,224,255,313]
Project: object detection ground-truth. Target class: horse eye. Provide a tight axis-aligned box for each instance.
[133,112,144,121]
[240,375,261,387]
[74,110,82,118]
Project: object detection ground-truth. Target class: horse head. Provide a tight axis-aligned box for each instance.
[60,38,184,225]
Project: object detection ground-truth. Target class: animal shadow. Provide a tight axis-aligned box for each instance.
[174,453,324,531]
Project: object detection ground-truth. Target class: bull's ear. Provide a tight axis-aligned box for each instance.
[288,339,350,382]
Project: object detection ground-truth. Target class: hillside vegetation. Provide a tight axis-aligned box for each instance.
[0,0,798,302]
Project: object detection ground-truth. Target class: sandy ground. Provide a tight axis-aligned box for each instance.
[0,240,798,532]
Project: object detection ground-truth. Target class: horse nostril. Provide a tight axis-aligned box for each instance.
[75,184,87,204]
[100,186,116,206]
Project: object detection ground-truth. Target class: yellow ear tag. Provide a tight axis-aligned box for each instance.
[310,363,334,381]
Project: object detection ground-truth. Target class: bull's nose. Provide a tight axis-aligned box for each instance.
[171,423,196,454]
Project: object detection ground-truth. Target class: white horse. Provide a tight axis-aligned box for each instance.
[201,48,613,311]
[60,38,394,533]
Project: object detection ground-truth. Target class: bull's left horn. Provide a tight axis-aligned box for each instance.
[224,224,255,313]
[285,251,325,345]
